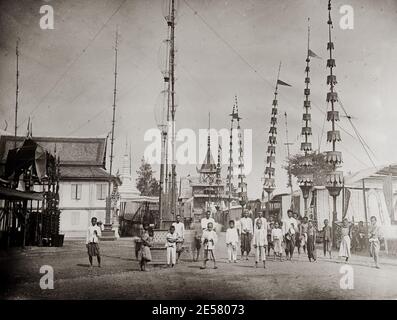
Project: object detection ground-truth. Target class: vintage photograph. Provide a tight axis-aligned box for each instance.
[0,0,397,301]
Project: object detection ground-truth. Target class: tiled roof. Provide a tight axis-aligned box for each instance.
[0,136,106,166]
[60,166,110,181]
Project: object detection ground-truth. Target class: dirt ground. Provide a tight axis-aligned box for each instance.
[1,233,397,300]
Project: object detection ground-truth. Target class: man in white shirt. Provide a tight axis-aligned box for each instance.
[254,210,267,231]
[86,217,102,268]
[172,215,185,263]
[240,210,253,260]
[225,220,239,263]
[283,209,298,234]
[201,210,215,231]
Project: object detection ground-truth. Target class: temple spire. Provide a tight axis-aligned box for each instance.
[235,96,247,208]
[264,63,291,216]
[299,17,315,216]
[325,0,344,247]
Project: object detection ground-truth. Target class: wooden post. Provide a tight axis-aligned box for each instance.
[362,179,368,227]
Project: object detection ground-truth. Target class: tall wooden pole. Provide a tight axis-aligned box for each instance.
[284,112,294,210]
[14,39,20,147]
[169,0,177,216]
[105,29,118,233]
[362,178,368,227]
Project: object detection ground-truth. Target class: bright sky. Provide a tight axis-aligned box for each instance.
[0,0,397,199]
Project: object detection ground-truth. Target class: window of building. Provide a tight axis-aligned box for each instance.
[96,184,108,200]
[71,184,82,200]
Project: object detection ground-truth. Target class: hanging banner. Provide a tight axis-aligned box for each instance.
[383,174,394,220]
[342,188,351,219]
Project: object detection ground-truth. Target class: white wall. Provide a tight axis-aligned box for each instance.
[59,181,108,238]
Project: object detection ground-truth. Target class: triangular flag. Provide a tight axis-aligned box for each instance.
[230,112,240,119]
[277,79,292,87]
[308,49,321,59]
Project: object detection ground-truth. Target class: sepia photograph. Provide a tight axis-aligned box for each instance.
[0,0,397,305]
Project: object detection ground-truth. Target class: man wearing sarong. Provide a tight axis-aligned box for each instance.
[86,217,101,268]
[283,210,297,259]
[172,215,185,263]
[369,216,382,269]
[240,210,253,260]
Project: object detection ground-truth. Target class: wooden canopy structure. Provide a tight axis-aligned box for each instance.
[0,137,61,248]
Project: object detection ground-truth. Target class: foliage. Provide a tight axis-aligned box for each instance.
[283,152,334,186]
[136,157,160,196]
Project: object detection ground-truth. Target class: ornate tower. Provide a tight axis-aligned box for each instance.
[325,0,343,245]
[263,63,291,218]
[298,18,315,217]
[235,96,248,210]
[226,100,238,214]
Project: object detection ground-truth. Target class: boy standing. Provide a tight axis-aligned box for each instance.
[271,221,283,261]
[86,217,102,268]
[307,220,317,262]
[200,222,218,269]
[284,223,296,261]
[240,210,253,260]
[226,220,239,263]
[322,219,332,258]
[369,216,382,269]
[254,211,267,231]
[253,219,267,268]
[172,215,185,263]
[166,225,178,267]
[191,220,202,262]
[299,216,309,254]
[267,222,274,256]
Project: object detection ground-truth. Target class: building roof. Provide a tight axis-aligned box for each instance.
[0,135,106,166]
[0,135,117,182]
[197,134,217,175]
[60,166,110,181]
[345,163,397,186]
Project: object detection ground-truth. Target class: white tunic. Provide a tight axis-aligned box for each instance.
[225,228,239,245]
[86,225,101,244]
[201,229,218,250]
[253,228,268,246]
[240,217,253,234]
[283,217,298,233]
[172,221,185,239]
[165,232,178,248]
[271,228,283,241]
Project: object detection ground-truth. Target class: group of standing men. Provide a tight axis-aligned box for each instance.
[230,209,320,263]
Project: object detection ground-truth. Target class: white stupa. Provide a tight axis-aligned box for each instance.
[118,144,141,201]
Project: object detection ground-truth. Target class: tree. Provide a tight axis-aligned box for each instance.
[283,152,334,186]
[136,158,160,196]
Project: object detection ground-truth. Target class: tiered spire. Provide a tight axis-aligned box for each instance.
[216,143,222,185]
[263,63,291,212]
[298,18,316,215]
[325,0,343,190]
[226,101,237,204]
[215,143,222,210]
[264,64,280,197]
[235,96,247,207]
[198,113,217,178]
[325,0,343,246]
[226,97,242,213]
